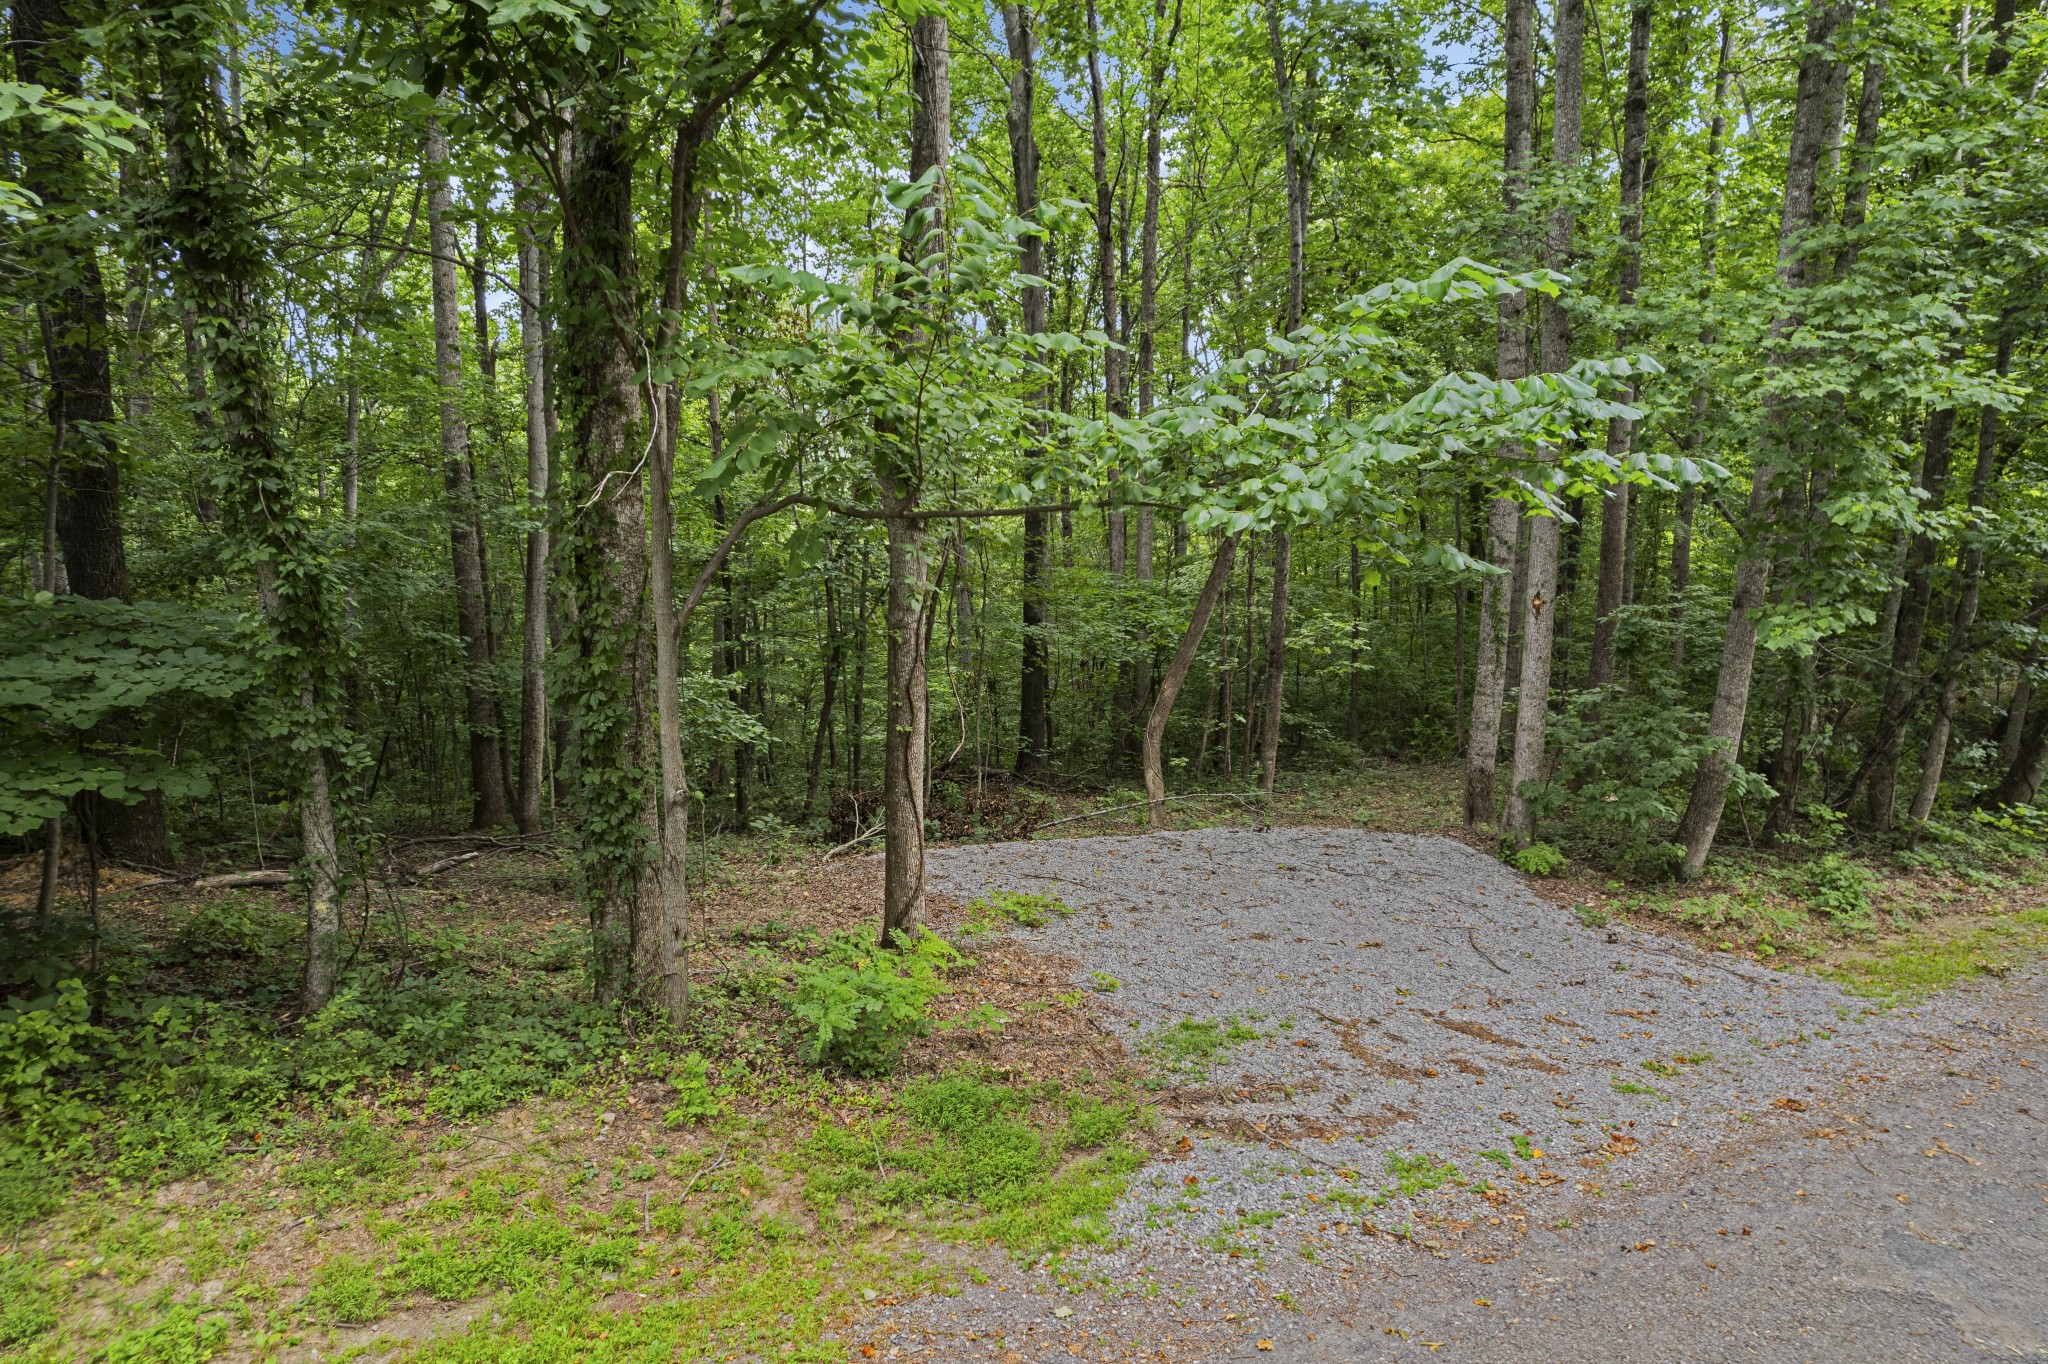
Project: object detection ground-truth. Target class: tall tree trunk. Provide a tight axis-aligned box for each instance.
[1084,0,1123,421]
[1674,0,1852,877]
[1466,0,1536,828]
[1672,10,1735,676]
[1502,0,1584,845]
[1257,0,1306,795]
[1864,408,1954,827]
[1004,3,1052,779]
[1131,0,1180,731]
[514,180,551,835]
[1145,536,1240,825]
[1909,331,2013,821]
[1258,532,1290,793]
[1586,0,1652,689]
[14,0,175,866]
[808,572,842,813]
[427,117,512,830]
[556,95,659,1002]
[878,13,948,945]
[154,0,342,1010]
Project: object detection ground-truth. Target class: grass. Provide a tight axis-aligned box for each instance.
[1138,1016,1265,1083]
[0,850,1154,1363]
[1823,907,2048,999]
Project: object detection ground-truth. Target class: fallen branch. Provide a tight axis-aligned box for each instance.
[1466,927,1511,975]
[195,870,292,889]
[822,819,885,860]
[410,850,484,881]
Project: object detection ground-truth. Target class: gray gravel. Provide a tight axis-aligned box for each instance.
[853,826,2047,1362]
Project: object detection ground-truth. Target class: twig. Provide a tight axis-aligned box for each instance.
[1467,928,1511,975]
[410,850,485,881]
[677,1137,734,1203]
[822,820,885,860]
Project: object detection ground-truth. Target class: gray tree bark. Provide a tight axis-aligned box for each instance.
[1586,0,1652,689]
[427,117,512,829]
[514,181,551,835]
[1146,536,1240,825]
[878,13,949,945]
[1675,0,1853,876]
[1466,0,1536,828]
[1503,0,1585,845]
[1005,3,1052,778]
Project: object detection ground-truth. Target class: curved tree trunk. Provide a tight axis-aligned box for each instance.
[1146,535,1240,826]
[1675,0,1852,877]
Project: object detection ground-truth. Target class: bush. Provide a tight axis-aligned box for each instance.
[662,1052,725,1127]
[1780,853,1876,929]
[786,930,961,1075]
[1508,842,1568,877]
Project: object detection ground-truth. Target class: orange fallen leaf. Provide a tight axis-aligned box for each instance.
[860,1348,877,1359]
[1256,1341,1274,1352]
[1773,1097,1807,1112]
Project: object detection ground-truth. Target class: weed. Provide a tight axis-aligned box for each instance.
[785,930,961,1076]
[663,1052,726,1126]
[1477,1149,1511,1171]
[1381,1150,1456,1198]
[1781,853,1877,929]
[1508,843,1568,877]
[1089,972,1121,993]
[965,891,1072,932]
[1508,1133,1535,1161]
[311,1254,383,1324]
[1610,1077,1667,1099]
[1139,1017,1263,1081]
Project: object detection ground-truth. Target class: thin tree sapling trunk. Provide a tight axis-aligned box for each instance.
[1145,535,1240,826]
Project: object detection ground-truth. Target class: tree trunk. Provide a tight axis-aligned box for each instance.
[556,96,659,1002]
[808,572,842,812]
[1586,0,1653,689]
[1674,0,1851,877]
[1502,0,1584,845]
[427,117,512,830]
[1258,532,1290,793]
[1084,0,1123,419]
[1909,332,2013,822]
[14,0,175,866]
[1145,535,1240,825]
[1466,0,1535,828]
[155,3,342,1011]
[515,180,551,834]
[1004,3,1052,779]
[1865,408,1955,828]
[878,12,949,946]
[1672,10,1734,676]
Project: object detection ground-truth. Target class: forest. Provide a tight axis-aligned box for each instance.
[1,0,2045,1352]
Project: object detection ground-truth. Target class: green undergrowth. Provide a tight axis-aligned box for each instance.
[800,1070,1148,1261]
[1138,1015,1265,1084]
[1824,907,2048,1000]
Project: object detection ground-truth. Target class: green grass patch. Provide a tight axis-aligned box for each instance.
[798,1070,1146,1260]
[1824,908,2048,999]
[1138,1016,1264,1082]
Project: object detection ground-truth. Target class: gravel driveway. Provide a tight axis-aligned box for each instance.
[856,826,2048,1362]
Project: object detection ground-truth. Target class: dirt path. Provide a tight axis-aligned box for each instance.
[862,827,2048,1362]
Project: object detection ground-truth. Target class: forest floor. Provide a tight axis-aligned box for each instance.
[3,762,2046,1362]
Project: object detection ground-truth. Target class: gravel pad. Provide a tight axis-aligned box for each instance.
[861,826,1977,1360]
